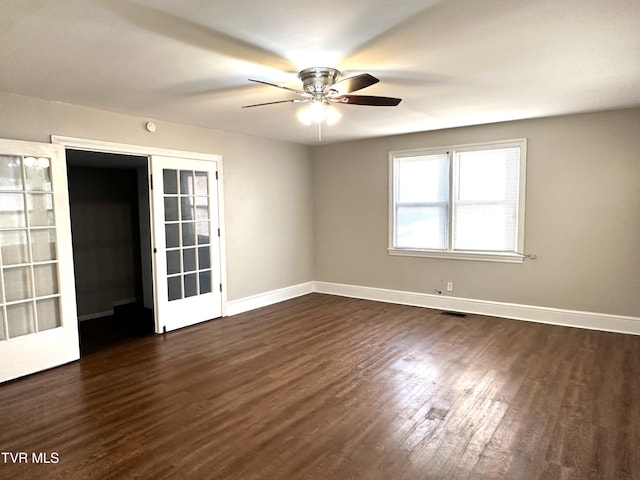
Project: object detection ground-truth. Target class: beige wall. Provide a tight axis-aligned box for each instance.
[312,109,640,317]
[2,92,638,318]
[0,93,314,302]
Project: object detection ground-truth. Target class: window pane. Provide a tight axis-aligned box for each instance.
[454,204,517,251]
[165,224,180,248]
[195,171,208,195]
[456,147,520,202]
[166,250,181,274]
[0,156,23,191]
[31,229,57,262]
[180,171,193,195]
[164,197,179,222]
[4,266,33,302]
[197,222,210,245]
[36,297,61,331]
[395,206,447,249]
[7,302,35,338]
[24,157,52,192]
[198,246,210,269]
[163,169,178,194]
[396,154,449,203]
[183,248,196,272]
[34,264,58,296]
[0,193,26,228]
[168,276,182,301]
[199,271,211,294]
[195,197,209,220]
[27,194,55,226]
[182,222,195,246]
[453,147,520,252]
[180,196,194,221]
[1,230,29,265]
[184,273,197,298]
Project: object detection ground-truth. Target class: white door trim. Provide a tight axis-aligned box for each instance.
[50,135,228,325]
[51,135,222,162]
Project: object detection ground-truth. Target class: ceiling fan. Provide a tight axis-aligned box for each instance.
[242,67,402,133]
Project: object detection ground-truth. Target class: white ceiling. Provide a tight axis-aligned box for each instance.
[1,0,639,145]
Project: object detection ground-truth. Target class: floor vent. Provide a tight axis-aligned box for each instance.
[441,311,468,318]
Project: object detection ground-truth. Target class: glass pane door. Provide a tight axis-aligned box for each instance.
[0,139,79,383]
[150,156,222,333]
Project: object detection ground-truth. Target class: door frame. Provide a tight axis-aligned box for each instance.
[51,136,228,331]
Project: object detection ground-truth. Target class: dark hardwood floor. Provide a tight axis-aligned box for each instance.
[1,293,638,479]
[78,303,155,356]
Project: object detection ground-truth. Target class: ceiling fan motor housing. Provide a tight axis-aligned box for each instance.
[299,67,340,95]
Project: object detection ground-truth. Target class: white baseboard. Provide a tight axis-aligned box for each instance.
[313,281,640,336]
[78,310,113,322]
[77,297,141,322]
[113,297,140,307]
[226,282,315,316]
[225,281,640,336]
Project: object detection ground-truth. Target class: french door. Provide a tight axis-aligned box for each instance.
[150,156,223,332]
[0,139,79,383]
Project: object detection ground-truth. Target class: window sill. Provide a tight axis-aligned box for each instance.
[388,248,525,264]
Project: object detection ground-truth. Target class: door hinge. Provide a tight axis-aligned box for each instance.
[219,283,223,292]
[150,174,153,189]
[153,248,157,253]
[217,228,221,237]
[215,171,219,180]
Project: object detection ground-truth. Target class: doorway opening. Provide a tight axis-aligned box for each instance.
[66,150,154,355]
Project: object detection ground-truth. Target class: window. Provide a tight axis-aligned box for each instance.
[389,139,526,263]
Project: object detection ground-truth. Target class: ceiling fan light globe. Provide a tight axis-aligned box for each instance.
[309,101,326,121]
[325,105,342,125]
[296,109,312,125]
[297,102,342,126]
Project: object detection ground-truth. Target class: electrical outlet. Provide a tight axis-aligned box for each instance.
[446,282,454,292]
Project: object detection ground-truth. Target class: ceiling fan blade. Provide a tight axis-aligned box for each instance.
[104,1,295,72]
[336,95,402,106]
[248,79,307,96]
[242,99,307,108]
[331,73,379,94]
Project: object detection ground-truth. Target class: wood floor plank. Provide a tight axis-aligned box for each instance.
[1,293,639,479]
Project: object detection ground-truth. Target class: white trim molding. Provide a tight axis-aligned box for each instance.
[226,282,315,316]
[388,248,525,263]
[78,297,141,322]
[51,135,221,161]
[313,282,640,336]
[50,135,229,323]
[225,281,639,336]
[78,311,114,322]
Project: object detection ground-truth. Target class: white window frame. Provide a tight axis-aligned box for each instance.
[388,139,527,263]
